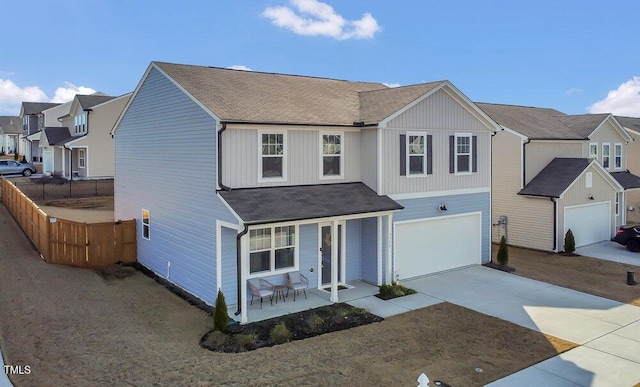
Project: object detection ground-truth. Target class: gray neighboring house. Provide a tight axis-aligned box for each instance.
[479,103,636,251]
[0,116,22,155]
[616,116,640,224]
[19,102,60,162]
[112,62,499,323]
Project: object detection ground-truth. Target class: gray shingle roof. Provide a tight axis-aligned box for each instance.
[43,127,74,145]
[518,158,591,197]
[21,102,60,115]
[77,95,116,110]
[154,62,448,126]
[0,116,22,134]
[611,171,640,190]
[616,116,640,133]
[218,183,403,224]
[555,114,610,138]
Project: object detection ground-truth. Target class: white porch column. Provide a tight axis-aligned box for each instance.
[331,220,339,302]
[61,148,66,177]
[386,214,393,284]
[377,215,383,286]
[240,233,248,324]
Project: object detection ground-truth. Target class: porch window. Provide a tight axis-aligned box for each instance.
[455,134,471,173]
[321,133,343,178]
[602,143,610,169]
[614,143,622,169]
[408,134,425,175]
[260,133,285,180]
[142,209,150,240]
[249,225,296,274]
[78,149,86,168]
[74,113,87,135]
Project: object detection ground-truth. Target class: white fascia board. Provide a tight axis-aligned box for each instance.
[558,160,623,198]
[216,193,244,225]
[500,125,529,141]
[111,63,155,136]
[64,135,88,146]
[91,92,133,110]
[589,115,633,142]
[389,187,490,201]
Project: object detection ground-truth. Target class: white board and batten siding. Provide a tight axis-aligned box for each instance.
[114,67,237,306]
[221,127,362,188]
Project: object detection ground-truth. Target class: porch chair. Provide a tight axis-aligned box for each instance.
[285,272,308,301]
[248,278,275,308]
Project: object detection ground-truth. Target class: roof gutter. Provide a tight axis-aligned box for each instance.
[217,123,231,191]
[234,223,248,316]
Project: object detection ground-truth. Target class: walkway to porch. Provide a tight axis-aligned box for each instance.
[227,280,381,324]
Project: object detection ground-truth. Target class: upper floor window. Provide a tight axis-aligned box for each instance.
[588,142,598,159]
[78,149,86,168]
[408,134,426,175]
[74,113,87,135]
[614,143,622,169]
[260,132,286,180]
[602,143,610,169]
[38,114,44,130]
[141,209,150,240]
[249,225,296,275]
[321,133,343,178]
[22,116,28,133]
[455,134,471,173]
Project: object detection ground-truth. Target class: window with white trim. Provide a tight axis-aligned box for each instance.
[602,143,610,169]
[614,143,622,169]
[260,132,285,180]
[321,133,343,178]
[74,113,87,135]
[588,142,598,159]
[455,134,472,173]
[249,225,296,274]
[78,149,86,168]
[142,209,150,240]
[407,133,426,175]
[615,193,620,216]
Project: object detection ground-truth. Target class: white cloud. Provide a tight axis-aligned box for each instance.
[589,76,640,117]
[263,0,381,40]
[565,87,583,95]
[383,82,401,88]
[50,82,97,103]
[229,65,253,71]
[0,79,97,115]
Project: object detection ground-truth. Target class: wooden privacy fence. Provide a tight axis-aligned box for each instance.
[1,178,136,268]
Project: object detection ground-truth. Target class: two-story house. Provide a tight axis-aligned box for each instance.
[112,62,499,323]
[0,116,22,156]
[479,103,636,251]
[39,93,131,178]
[615,116,640,224]
[19,102,60,162]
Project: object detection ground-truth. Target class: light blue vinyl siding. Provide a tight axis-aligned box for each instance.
[394,192,491,263]
[360,217,378,284]
[114,67,236,306]
[345,219,361,282]
[298,224,319,289]
[221,227,238,303]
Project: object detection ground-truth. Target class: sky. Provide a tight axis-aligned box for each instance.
[2,0,639,117]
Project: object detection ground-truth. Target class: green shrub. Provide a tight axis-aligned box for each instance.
[348,307,368,316]
[379,282,416,298]
[213,289,228,332]
[564,229,576,254]
[306,313,324,331]
[206,330,229,346]
[497,235,509,266]
[235,333,257,350]
[270,322,291,344]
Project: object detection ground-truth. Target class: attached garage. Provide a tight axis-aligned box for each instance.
[394,212,481,280]
[564,202,611,247]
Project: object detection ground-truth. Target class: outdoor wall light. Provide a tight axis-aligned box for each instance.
[438,203,448,211]
[588,194,594,200]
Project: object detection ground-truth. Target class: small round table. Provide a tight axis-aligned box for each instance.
[274,285,286,303]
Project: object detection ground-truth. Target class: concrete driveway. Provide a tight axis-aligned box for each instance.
[403,267,640,386]
[576,240,640,267]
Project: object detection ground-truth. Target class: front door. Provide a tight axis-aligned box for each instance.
[319,222,343,286]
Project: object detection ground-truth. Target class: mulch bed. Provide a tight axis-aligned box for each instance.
[200,303,383,353]
[483,262,516,273]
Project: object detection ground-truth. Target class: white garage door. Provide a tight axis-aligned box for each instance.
[564,202,611,247]
[394,213,481,280]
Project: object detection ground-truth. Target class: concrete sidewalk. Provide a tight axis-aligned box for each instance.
[398,267,640,386]
[0,347,13,387]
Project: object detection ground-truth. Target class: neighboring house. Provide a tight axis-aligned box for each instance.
[479,103,636,251]
[112,62,498,323]
[0,116,22,156]
[616,116,640,224]
[39,93,131,178]
[19,102,60,162]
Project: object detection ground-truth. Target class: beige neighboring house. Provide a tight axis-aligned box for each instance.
[0,116,22,155]
[40,93,131,179]
[616,116,640,224]
[479,103,636,251]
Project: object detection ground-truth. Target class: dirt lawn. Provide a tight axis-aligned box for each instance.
[0,205,578,386]
[35,197,114,223]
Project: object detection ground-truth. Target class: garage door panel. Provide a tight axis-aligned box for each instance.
[564,202,611,248]
[395,213,481,280]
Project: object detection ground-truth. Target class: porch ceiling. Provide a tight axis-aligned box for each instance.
[219,182,403,225]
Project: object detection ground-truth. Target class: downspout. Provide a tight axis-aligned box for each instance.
[522,138,531,187]
[217,123,230,191]
[235,224,248,316]
[551,197,557,252]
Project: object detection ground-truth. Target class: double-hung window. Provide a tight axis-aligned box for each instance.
[602,143,610,169]
[249,225,296,274]
[588,143,598,159]
[141,209,150,240]
[321,133,343,178]
[74,113,87,135]
[407,133,426,175]
[455,134,472,173]
[260,132,285,180]
[614,143,622,169]
[78,149,86,168]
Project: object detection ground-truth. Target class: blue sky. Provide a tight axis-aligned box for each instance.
[2,0,639,117]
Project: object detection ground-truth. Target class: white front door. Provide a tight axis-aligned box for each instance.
[43,150,54,174]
